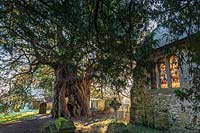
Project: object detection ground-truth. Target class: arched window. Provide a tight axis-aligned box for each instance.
[169,56,180,88]
[159,62,168,89]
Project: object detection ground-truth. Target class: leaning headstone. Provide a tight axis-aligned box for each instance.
[39,102,47,114]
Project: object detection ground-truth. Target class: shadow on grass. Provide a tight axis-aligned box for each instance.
[74,118,166,133]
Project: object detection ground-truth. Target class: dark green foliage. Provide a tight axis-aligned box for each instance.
[175,89,188,101]
[175,67,200,112]
[0,102,9,114]
[158,0,200,37]
[0,66,52,113]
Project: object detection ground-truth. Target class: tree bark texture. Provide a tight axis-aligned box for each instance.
[66,77,91,116]
[51,65,70,119]
[51,64,91,118]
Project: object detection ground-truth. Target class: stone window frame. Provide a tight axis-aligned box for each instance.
[150,55,182,91]
[169,55,181,89]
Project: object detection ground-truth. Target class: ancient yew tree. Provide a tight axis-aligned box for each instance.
[0,0,157,118]
[0,0,95,118]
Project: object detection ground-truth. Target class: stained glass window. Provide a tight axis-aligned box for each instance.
[159,62,168,89]
[170,56,180,88]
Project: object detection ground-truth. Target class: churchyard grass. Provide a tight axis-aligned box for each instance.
[0,110,50,124]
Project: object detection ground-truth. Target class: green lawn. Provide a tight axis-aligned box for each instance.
[0,111,38,124]
[0,110,50,124]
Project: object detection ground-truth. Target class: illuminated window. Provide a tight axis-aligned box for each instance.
[159,62,168,89]
[170,56,180,88]
[155,56,181,90]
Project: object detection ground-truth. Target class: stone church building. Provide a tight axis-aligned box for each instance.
[130,27,200,132]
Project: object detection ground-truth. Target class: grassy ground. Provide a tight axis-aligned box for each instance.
[0,110,50,124]
[0,112,38,124]
[0,112,165,132]
[75,119,164,132]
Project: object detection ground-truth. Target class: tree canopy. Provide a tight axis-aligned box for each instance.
[0,0,156,86]
[0,0,158,116]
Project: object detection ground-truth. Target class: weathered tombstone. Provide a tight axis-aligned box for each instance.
[39,102,47,114]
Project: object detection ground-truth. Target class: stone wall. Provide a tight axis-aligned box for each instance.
[130,45,200,132]
[131,91,200,132]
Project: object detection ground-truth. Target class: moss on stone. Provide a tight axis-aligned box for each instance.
[43,117,76,133]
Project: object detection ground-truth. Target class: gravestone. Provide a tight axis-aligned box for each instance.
[39,102,47,114]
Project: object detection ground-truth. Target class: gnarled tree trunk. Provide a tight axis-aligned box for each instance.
[65,76,91,117]
[51,65,70,119]
[51,64,92,118]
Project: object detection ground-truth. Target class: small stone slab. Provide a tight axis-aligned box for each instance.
[39,102,47,114]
